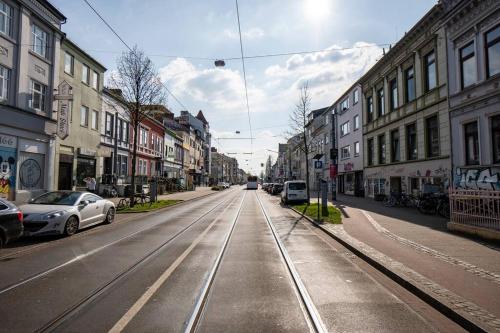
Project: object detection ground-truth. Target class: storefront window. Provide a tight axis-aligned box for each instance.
[76,157,96,186]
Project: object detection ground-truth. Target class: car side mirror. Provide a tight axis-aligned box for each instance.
[79,200,90,207]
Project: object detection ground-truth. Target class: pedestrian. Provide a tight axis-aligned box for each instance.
[84,177,97,193]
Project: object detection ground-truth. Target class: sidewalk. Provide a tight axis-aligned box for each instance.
[320,193,500,328]
[109,186,215,206]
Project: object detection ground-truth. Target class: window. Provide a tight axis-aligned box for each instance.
[405,66,415,102]
[424,51,437,91]
[460,42,476,88]
[390,129,400,162]
[367,96,373,122]
[340,98,349,112]
[367,138,374,166]
[0,1,13,37]
[340,121,350,136]
[80,106,89,126]
[390,79,398,111]
[92,71,99,90]
[492,115,500,164]
[486,25,500,78]
[0,65,9,101]
[353,89,359,104]
[64,52,74,75]
[341,145,351,159]
[29,80,46,112]
[377,88,385,117]
[464,121,479,165]
[406,123,417,160]
[354,141,360,156]
[353,115,359,130]
[31,24,47,58]
[91,110,98,130]
[426,115,439,157]
[123,121,129,142]
[82,64,89,84]
[378,134,386,164]
[105,112,114,136]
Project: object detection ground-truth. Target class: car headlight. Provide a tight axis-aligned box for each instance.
[42,211,65,219]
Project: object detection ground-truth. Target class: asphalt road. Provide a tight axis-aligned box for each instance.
[0,187,463,332]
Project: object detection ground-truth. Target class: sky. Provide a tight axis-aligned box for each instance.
[51,0,437,175]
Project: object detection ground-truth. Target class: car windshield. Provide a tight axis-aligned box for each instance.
[289,183,306,190]
[31,192,81,205]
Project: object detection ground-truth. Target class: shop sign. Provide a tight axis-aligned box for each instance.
[0,134,17,148]
[78,148,97,157]
[56,81,73,140]
[344,162,354,172]
[329,164,337,178]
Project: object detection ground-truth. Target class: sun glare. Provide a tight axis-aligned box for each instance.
[303,0,331,22]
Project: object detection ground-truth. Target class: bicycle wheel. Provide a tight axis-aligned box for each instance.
[438,201,450,219]
[418,200,436,214]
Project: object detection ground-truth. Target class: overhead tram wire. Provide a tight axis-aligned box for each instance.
[235,0,254,159]
[82,0,189,111]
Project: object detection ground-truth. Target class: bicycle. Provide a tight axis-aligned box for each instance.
[117,197,130,210]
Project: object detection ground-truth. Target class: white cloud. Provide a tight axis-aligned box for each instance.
[223,27,265,40]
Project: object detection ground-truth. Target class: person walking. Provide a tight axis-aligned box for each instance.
[84,177,97,193]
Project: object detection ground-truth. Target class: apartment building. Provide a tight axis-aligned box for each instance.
[134,115,164,177]
[100,87,130,181]
[441,0,500,191]
[305,107,331,192]
[335,83,364,196]
[360,4,451,198]
[54,38,106,190]
[0,0,65,202]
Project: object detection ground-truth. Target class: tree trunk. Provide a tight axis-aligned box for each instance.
[130,111,139,207]
[303,132,310,204]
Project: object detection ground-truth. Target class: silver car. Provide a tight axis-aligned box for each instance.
[20,191,115,236]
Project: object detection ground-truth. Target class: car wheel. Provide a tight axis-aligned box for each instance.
[105,208,115,224]
[64,216,79,236]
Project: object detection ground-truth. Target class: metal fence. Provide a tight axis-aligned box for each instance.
[449,189,500,231]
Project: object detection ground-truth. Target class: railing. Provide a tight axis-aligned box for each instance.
[449,189,500,231]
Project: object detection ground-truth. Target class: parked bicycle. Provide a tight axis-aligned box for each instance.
[116,193,151,209]
[383,192,413,207]
[417,193,449,218]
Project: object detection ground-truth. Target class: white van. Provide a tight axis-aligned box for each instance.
[281,181,307,204]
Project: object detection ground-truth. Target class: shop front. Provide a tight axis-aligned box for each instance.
[364,158,451,198]
[76,148,97,188]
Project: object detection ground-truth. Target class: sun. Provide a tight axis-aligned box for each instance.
[303,0,331,22]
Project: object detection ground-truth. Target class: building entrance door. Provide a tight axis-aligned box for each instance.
[58,162,72,190]
[390,177,402,193]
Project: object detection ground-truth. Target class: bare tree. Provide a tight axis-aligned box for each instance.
[109,46,166,206]
[289,82,312,203]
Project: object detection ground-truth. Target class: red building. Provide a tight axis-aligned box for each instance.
[130,115,165,177]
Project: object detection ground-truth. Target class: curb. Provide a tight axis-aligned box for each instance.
[289,206,497,333]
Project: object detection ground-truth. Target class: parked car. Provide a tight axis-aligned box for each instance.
[271,183,284,195]
[281,181,307,204]
[0,198,24,248]
[20,191,115,237]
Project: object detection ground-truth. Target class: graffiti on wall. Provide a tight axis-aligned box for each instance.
[0,155,16,198]
[454,167,500,191]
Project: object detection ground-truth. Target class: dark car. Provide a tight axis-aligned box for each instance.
[0,198,23,248]
[271,183,283,195]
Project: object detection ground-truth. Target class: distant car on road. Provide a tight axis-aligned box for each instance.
[0,198,23,248]
[271,183,283,195]
[281,181,307,204]
[20,191,115,237]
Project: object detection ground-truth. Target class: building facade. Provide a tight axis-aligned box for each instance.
[0,0,65,202]
[361,4,451,198]
[442,0,500,191]
[305,107,331,192]
[100,88,130,182]
[134,115,164,178]
[335,83,364,196]
[54,38,106,191]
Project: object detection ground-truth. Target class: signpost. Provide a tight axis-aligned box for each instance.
[55,81,73,140]
[313,153,324,222]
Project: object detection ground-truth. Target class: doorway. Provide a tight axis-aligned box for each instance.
[58,162,72,190]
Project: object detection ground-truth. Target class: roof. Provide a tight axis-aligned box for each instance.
[196,110,208,125]
[40,0,66,21]
[63,38,107,71]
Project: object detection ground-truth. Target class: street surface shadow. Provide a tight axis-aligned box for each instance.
[334,194,500,250]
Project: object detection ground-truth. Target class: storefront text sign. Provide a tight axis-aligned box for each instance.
[56,81,73,140]
[78,148,97,157]
[0,134,17,148]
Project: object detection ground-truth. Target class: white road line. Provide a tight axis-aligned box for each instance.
[108,192,244,333]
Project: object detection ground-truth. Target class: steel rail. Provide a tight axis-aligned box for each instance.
[0,189,237,295]
[255,191,328,333]
[183,190,247,333]
[32,191,245,333]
